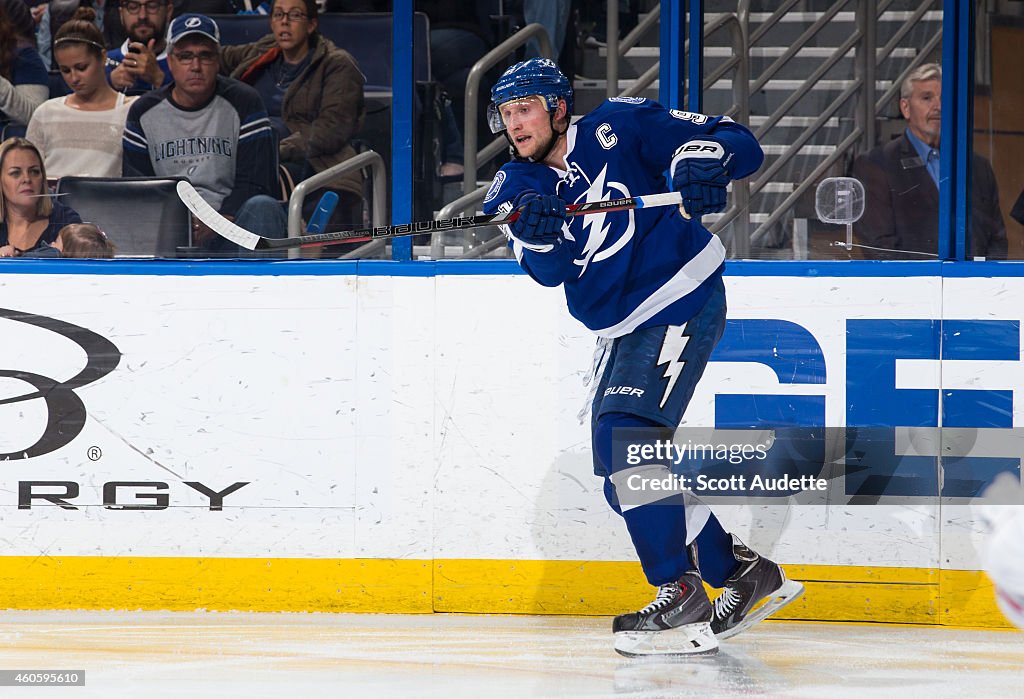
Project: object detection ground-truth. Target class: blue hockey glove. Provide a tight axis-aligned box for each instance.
[670,140,733,218]
[509,190,567,246]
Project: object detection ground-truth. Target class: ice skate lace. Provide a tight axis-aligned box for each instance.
[639,583,680,615]
[714,586,741,618]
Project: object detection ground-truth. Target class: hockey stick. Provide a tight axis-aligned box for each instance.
[177,181,688,252]
[828,241,938,257]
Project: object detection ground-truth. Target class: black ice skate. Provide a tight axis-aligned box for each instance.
[711,535,804,640]
[612,571,719,657]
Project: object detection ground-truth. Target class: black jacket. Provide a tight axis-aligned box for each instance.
[852,133,1007,259]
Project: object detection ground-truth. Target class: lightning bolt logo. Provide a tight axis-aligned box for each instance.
[575,166,613,275]
[572,164,634,275]
[656,325,690,409]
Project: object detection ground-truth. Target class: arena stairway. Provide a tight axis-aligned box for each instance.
[571,0,943,258]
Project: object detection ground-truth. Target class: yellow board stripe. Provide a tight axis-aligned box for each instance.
[0,557,1012,628]
[0,557,432,613]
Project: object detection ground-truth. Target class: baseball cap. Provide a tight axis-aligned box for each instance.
[167,14,221,47]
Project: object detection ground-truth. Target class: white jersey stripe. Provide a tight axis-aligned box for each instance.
[592,235,726,339]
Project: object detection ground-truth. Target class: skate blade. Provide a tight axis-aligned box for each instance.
[716,579,805,640]
[614,621,719,657]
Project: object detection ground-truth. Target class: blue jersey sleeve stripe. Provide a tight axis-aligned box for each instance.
[238,124,273,142]
[122,128,148,151]
[240,113,271,129]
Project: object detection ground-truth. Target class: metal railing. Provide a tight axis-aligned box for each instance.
[462,24,554,195]
[710,0,942,255]
[700,10,750,256]
[583,5,751,255]
[431,0,943,260]
[285,149,388,260]
[430,185,491,259]
[436,5,749,260]
[712,0,866,247]
[606,2,662,98]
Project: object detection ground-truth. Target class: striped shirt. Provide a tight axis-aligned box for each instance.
[122,75,276,216]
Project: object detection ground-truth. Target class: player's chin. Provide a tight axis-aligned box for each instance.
[513,139,535,158]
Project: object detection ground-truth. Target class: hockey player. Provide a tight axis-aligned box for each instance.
[978,473,1024,629]
[482,58,804,656]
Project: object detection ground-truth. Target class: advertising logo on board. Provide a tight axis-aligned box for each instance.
[0,308,121,461]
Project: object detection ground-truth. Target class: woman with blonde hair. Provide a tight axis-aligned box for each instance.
[0,137,82,258]
[27,9,136,178]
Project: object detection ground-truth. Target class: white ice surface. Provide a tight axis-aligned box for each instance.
[0,611,1021,698]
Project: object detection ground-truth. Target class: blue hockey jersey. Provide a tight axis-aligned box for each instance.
[482,98,763,338]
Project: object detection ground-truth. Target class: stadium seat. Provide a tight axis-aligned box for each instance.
[55,176,192,257]
[209,14,266,47]
[1,121,27,139]
[48,70,71,99]
[315,13,430,91]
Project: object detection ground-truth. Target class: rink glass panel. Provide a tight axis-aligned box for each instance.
[972,9,1024,260]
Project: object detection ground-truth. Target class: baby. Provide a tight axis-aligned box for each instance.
[55,223,116,258]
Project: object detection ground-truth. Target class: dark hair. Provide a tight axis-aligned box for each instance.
[54,8,106,61]
[271,0,318,22]
[0,0,38,80]
[0,0,36,39]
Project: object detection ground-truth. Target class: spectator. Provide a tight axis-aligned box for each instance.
[219,0,365,230]
[106,0,173,94]
[979,473,1024,629]
[99,0,128,49]
[55,221,116,257]
[1011,188,1024,227]
[35,0,108,69]
[0,136,81,258]
[27,8,136,177]
[583,0,638,48]
[418,0,498,157]
[523,0,571,60]
[122,14,286,254]
[852,63,1007,259]
[29,0,50,25]
[0,0,49,134]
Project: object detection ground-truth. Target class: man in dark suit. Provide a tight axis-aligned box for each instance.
[852,63,1007,259]
[1012,189,1024,227]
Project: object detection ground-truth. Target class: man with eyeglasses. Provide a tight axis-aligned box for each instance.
[107,0,175,93]
[123,14,287,254]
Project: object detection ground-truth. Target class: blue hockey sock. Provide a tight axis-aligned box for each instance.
[691,514,740,588]
[595,412,691,586]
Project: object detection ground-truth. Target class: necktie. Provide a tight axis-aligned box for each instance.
[927,149,940,186]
